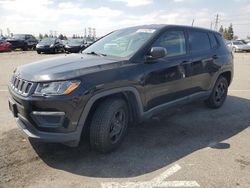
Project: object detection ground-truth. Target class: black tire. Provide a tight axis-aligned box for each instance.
[205,76,228,109]
[37,51,41,54]
[90,98,129,153]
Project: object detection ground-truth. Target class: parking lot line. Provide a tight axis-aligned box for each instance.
[101,164,200,188]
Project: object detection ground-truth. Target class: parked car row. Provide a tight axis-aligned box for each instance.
[226,40,250,53]
[0,34,94,53]
[0,39,12,52]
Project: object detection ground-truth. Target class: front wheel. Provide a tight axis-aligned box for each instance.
[90,98,129,153]
[205,76,228,109]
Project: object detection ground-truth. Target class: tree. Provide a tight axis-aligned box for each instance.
[58,34,64,40]
[227,23,234,40]
[38,33,43,40]
[223,28,229,40]
[63,35,68,40]
[233,35,238,40]
[219,25,224,34]
[44,33,49,38]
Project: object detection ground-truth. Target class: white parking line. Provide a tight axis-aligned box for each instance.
[101,164,200,188]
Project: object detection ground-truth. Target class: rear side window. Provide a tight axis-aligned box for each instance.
[208,33,219,48]
[189,31,210,53]
[152,30,186,57]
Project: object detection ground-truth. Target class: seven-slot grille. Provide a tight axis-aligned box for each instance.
[10,75,34,96]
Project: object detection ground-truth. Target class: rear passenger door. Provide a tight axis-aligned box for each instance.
[188,30,219,92]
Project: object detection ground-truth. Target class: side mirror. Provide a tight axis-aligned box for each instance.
[147,47,167,60]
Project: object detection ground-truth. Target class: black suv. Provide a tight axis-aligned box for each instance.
[7,34,38,50]
[8,25,233,152]
[36,38,65,54]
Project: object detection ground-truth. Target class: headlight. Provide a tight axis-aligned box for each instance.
[50,44,54,48]
[34,80,80,96]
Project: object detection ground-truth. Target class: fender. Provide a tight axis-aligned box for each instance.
[74,87,144,142]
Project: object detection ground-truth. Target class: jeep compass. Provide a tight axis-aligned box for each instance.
[8,25,233,152]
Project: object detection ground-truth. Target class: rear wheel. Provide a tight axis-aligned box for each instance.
[37,51,41,54]
[90,98,129,153]
[205,76,228,109]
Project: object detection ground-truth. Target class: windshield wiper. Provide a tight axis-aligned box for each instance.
[85,51,107,57]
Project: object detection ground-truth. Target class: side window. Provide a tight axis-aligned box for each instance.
[25,35,30,40]
[189,31,210,53]
[208,33,219,48]
[152,30,186,57]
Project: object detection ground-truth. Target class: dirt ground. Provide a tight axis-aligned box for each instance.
[0,51,249,188]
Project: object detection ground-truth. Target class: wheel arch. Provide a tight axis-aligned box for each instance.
[220,71,232,86]
[76,87,144,141]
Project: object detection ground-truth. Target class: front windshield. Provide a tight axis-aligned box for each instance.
[233,41,244,45]
[82,28,156,58]
[39,38,55,45]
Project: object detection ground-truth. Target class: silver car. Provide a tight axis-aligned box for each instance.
[227,41,250,52]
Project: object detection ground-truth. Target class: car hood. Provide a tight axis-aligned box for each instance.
[15,54,126,82]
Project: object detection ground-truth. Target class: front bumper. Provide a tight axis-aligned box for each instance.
[36,47,54,53]
[16,114,79,143]
[64,46,81,53]
[8,86,85,144]
[236,48,250,52]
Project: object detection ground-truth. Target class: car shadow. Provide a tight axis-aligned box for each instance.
[30,95,250,178]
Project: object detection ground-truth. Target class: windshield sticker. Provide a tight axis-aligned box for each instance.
[136,29,156,33]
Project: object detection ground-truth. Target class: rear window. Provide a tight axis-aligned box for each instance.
[208,33,219,48]
[189,31,210,53]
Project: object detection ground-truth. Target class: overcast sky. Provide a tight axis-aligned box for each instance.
[0,0,250,38]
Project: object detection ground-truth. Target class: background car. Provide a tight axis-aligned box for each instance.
[227,40,250,52]
[0,39,12,52]
[7,34,38,50]
[0,36,7,40]
[236,39,250,45]
[36,38,64,54]
[64,39,86,53]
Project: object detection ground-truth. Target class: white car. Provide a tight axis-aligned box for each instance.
[227,41,250,52]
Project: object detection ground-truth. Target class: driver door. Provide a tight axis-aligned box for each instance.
[143,29,194,111]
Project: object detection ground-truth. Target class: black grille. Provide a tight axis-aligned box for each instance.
[10,75,34,96]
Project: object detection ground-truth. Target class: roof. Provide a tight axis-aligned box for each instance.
[120,24,219,34]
